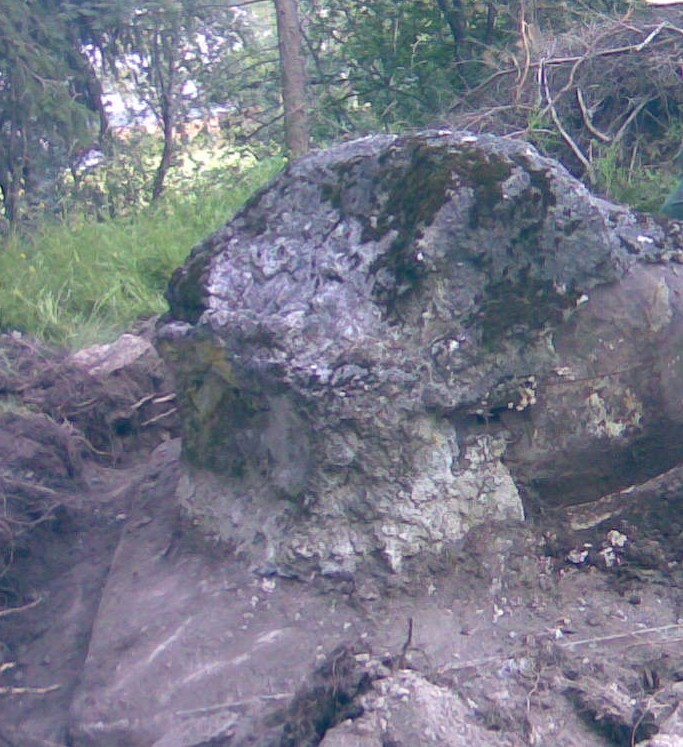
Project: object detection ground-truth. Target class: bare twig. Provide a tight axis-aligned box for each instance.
[515,9,533,103]
[396,617,414,670]
[1,478,58,496]
[140,408,177,427]
[558,623,683,650]
[454,20,683,118]
[0,660,60,696]
[576,88,611,142]
[437,625,683,676]
[130,391,175,410]
[630,695,655,747]
[612,97,652,145]
[525,667,543,714]
[70,397,100,412]
[634,21,671,51]
[4,509,60,530]
[152,392,176,405]
[130,393,156,411]
[0,683,60,695]
[0,596,42,619]
[176,692,291,717]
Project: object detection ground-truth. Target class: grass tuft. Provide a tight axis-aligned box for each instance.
[0,158,283,349]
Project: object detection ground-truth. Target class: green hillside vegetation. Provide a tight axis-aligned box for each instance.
[0,157,283,348]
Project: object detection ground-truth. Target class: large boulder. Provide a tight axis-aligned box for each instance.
[156,130,683,576]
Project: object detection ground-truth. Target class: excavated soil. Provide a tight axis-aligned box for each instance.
[2,331,683,746]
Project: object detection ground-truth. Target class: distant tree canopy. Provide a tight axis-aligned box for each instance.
[0,0,671,230]
[0,0,97,224]
[0,0,251,227]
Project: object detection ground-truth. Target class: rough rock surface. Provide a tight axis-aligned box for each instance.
[7,132,683,747]
[156,130,683,576]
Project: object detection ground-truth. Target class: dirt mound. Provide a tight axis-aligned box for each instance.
[0,328,177,741]
[1,325,178,465]
[0,408,83,584]
[1,332,683,744]
[0,326,178,612]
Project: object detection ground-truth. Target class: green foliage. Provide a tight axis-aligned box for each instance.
[0,0,647,226]
[0,0,256,223]
[0,0,673,242]
[301,0,461,137]
[597,161,675,215]
[59,132,262,221]
[196,4,283,147]
[294,0,638,142]
[591,117,683,213]
[0,157,283,348]
[524,107,563,153]
[0,0,98,224]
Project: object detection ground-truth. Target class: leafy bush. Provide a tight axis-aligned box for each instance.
[58,132,265,221]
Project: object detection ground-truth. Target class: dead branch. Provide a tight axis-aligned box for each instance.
[612,96,652,145]
[564,460,683,531]
[0,683,60,696]
[450,13,683,184]
[0,478,58,496]
[130,393,156,411]
[515,10,533,103]
[540,61,593,177]
[0,659,60,696]
[152,392,176,404]
[576,87,611,142]
[131,391,175,411]
[457,20,683,110]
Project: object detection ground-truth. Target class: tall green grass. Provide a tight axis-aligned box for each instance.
[0,158,283,349]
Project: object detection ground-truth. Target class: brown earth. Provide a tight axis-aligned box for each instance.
[2,330,683,746]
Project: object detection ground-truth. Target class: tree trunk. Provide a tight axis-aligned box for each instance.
[0,169,18,227]
[151,26,178,202]
[3,78,25,228]
[484,1,497,45]
[151,83,175,202]
[66,38,112,150]
[274,0,310,157]
[81,49,112,149]
[435,0,467,57]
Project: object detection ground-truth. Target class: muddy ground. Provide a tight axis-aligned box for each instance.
[2,330,683,746]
